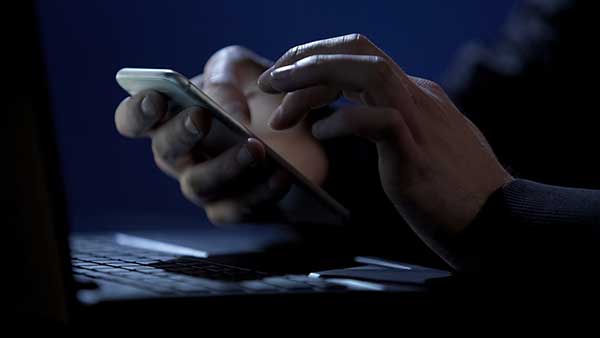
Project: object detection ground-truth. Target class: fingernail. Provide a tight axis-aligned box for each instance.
[236,144,256,167]
[268,107,284,130]
[184,115,203,138]
[270,64,295,80]
[257,72,268,87]
[141,95,158,119]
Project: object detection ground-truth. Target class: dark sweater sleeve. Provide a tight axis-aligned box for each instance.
[453,179,600,276]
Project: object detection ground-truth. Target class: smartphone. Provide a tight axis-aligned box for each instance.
[116,68,350,225]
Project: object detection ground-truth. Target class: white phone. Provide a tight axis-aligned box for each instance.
[116,68,350,225]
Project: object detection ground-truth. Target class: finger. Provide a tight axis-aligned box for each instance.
[268,54,392,93]
[190,73,203,88]
[202,79,251,124]
[115,90,167,137]
[203,62,250,123]
[202,46,272,123]
[205,45,272,78]
[266,55,413,129]
[257,33,387,92]
[311,106,416,150]
[268,86,340,130]
[204,170,292,225]
[151,106,211,173]
[179,138,266,205]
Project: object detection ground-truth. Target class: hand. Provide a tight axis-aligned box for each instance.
[115,46,328,224]
[257,34,513,268]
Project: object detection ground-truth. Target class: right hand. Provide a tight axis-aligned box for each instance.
[256,34,513,268]
[114,46,328,224]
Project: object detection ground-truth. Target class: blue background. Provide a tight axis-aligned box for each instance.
[36,0,517,231]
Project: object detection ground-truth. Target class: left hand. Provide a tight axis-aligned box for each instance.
[115,46,328,224]
[257,34,513,268]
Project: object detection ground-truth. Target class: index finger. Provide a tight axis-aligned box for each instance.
[257,34,390,93]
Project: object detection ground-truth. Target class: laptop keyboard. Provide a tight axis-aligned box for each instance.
[70,235,346,296]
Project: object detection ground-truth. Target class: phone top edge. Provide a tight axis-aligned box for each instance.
[116,68,188,87]
[117,67,178,76]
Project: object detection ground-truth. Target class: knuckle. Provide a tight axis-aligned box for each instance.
[219,44,248,56]
[205,45,259,82]
[205,204,244,225]
[209,45,249,64]
[347,33,372,49]
[207,211,229,225]
[203,71,235,88]
[283,44,303,61]
[302,54,326,67]
[368,56,392,85]
[151,135,172,161]
[205,207,224,224]
[180,171,202,200]
[425,80,444,94]
[179,172,194,198]
[412,76,444,95]
[175,130,196,149]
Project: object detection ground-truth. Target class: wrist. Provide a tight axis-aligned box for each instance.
[442,177,516,271]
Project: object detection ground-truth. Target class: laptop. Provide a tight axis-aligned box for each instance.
[10,1,450,325]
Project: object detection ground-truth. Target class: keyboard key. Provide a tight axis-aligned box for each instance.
[90,259,126,265]
[102,261,133,267]
[132,259,160,265]
[72,255,97,261]
[106,255,141,261]
[89,266,124,273]
[72,262,99,268]
[72,237,321,296]
[133,267,164,273]
[81,270,108,278]
[109,270,147,277]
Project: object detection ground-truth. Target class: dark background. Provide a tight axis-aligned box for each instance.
[36,0,517,231]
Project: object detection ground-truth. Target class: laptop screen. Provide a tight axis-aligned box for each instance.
[35,1,516,232]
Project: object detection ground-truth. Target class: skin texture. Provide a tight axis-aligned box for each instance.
[115,34,512,269]
[256,34,513,266]
[115,46,327,224]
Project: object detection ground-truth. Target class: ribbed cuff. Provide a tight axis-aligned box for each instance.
[452,179,600,274]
